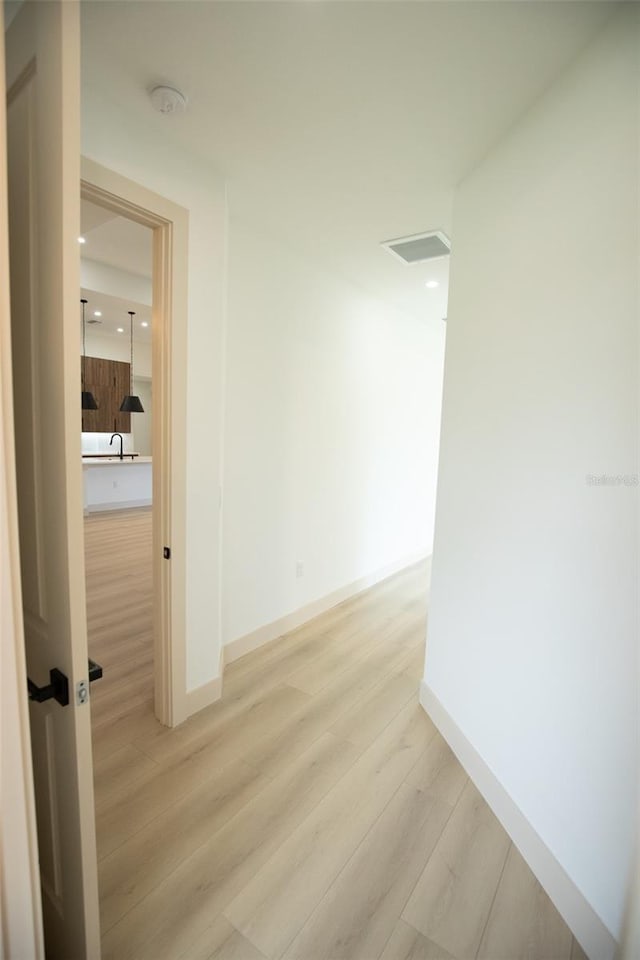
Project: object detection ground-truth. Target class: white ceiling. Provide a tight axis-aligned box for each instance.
[80,199,152,342]
[80,1,616,322]
[80,199,152,280]
[81,287,152,344]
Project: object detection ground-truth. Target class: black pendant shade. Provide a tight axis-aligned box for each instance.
[120,309,145,413]
[80,298,98,411]
[120,394,145,413]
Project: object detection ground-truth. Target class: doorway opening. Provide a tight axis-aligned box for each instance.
[79,200,156,753]
[81,158,190,729]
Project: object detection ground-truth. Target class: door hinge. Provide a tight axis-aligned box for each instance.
[163,546,171,559]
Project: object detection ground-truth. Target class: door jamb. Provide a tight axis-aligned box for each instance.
[80,158,188,727]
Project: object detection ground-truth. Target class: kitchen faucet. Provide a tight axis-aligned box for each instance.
[110,432,124,460]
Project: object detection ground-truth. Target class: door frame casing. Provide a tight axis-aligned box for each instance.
[81,158,188,726]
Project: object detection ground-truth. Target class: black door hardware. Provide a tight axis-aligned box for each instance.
[88,658,103,683]
[27,668,69,707]
[163,546,171,559]
[28,658,104,707]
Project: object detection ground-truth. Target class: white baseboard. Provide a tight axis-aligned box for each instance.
[419,682,617,960]
[174,675,223,726]
[86,498,152,513]
[223,551,431,667]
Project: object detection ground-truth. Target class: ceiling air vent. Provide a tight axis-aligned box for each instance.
[381,230,450,265]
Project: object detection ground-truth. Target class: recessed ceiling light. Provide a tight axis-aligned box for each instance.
[141,321,149,328]
[425,280,439,289]
[117,327,124,333]
[93,310,102,317]
[78,236,86,244]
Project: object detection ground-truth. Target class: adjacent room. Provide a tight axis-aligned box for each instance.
[78,201,155,744]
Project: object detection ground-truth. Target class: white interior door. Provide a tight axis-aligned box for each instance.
[5,2,101,957]
[0,5,43,956]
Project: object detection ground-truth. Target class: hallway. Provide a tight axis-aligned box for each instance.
[86,511,584,960]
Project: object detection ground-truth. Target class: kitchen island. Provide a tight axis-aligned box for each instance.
[82,456,152,513]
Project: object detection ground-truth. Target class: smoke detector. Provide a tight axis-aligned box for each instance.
[149,85,188,116]
[381,230,450,265]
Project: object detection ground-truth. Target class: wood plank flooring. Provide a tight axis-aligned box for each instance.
[86,509,583,960]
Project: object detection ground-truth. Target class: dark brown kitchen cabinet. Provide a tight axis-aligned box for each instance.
[113,360,132,433]
[81,357,131,433]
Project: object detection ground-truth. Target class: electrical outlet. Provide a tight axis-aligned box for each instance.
[296,561,304,579]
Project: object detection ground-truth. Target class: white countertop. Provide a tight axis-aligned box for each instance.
[82,456,153,467]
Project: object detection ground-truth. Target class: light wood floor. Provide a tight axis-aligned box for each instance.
[85,509,586,960]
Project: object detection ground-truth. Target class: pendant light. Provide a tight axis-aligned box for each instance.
[80,298,98,410]
[119,311,145,413]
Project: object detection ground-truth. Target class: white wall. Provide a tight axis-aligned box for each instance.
[81,433,134,455]
[82,85,227,691]
[81,258,151,306]
[425,5,638,947]
[84,330,151,377]
[222,217,445,646]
